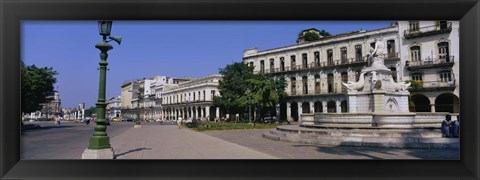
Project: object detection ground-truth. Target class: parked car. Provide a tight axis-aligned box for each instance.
[185,119,198,128]
[112,117,121,122]
[121,117,134,122]
[262,115,277,124]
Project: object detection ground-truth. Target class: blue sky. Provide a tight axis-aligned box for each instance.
[22,21,393,108]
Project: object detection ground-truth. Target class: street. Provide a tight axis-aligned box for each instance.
[21,121,131,159]
[21,122,459,159]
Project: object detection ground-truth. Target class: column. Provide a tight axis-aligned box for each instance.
[206,106,210,120]
[322,101,327,113]
[200,107,204,117]
[82,109,85,119]
[176,109,179,119]
[430,104,436,113]
[286,102,291,121]
[297,102,302,119]
[336,100,341,113]
[190,107,194,119]
[216,107,220,118]
[310,101,314,114]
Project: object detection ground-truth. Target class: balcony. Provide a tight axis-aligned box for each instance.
[410,80,456,91]
[252,54,409,75]
[406,56,455,70]
[404,22,452,39]
[383,52,400,62]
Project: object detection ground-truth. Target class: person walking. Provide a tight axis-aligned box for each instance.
[55,115,61,125]
[177,116,183,129]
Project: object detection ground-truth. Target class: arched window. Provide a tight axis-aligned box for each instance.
[327,49,333,66]
[302,76,308,95]
[269,58,275,73]
[302,53,308,69]
[340,47,348,63]
[290,55,296,70]
[438,42,450,62]
[327,73,334,93]
[355,45,362,61]
[410,46,421,61]
[314,75,321,94]
[314,51,320,66]
[260,60,265,73]
[387,40,396,58]
[280,57,285,71]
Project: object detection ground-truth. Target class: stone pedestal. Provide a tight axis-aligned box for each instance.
[372,90,386,113]
[134,124,142,128]
[81,148,115,159]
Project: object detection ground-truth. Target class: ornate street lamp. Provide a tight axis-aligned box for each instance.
[82,20,121,159]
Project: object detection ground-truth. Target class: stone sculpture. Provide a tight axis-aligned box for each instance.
[389,76,411,91]
[368,38,389,70]
[342,72,366,92]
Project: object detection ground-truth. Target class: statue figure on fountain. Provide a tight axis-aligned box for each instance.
[342,37,410,92]
[368,38,389,70]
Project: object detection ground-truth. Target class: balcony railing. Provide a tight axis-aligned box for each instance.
[406,56,455,69]
[252,54,406,74]
[422,80,456,89]
[404,22,452,39]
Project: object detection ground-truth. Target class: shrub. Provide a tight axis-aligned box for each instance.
[192,122,277,132]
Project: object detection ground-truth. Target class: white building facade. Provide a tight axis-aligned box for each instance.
[243,21,459,121]
[120,76,191,121]
[398,21,460,113]
[162,74,223,121]
[106,96,121,119]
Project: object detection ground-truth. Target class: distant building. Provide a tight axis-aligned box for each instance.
[106,96,121,119]
[62,103,86,121]
[23,90,62,120]
[120,76,191,121]
[162,74,223,121]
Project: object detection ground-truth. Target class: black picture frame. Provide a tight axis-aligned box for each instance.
[1,0,479,179]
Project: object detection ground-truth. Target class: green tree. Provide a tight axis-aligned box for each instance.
[406,80,423,92]
[240,75,286,117]
[296,29,331,43]
[84,106,96,117]
[318,29,331,37]
[21,62,58,113]
[213,62,255,119]
[303,31,321,41]
[214,62,286,121]
[405,80,423,112]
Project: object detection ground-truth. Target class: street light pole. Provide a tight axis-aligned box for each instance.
[82,20,122,159]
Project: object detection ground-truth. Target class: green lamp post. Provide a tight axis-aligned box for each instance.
[85,21,122,152]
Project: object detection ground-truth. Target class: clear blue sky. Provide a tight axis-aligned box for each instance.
[22,21,392,108]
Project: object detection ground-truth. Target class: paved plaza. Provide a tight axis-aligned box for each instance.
[21,122,459,159]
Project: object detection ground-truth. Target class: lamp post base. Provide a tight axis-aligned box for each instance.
[81,148,115,159]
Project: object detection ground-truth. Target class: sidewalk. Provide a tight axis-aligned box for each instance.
[110,125,278,159]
